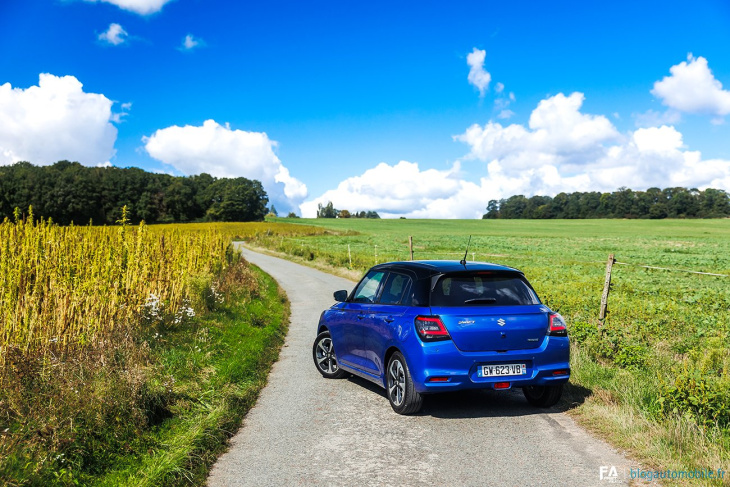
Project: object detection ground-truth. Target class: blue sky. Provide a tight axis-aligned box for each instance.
[1,0,730,217]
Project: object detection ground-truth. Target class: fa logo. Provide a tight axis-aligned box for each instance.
[599,466,619,482]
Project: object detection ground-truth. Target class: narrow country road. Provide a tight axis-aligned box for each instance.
[208,246,639,487]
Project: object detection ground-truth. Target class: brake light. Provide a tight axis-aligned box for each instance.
[415,315,451,342]
[494,382,511,390]
[548,313,568,337]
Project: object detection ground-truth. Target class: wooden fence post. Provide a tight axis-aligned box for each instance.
[409,236,414,261]
[348,244,352,268]
[599,254,616,322]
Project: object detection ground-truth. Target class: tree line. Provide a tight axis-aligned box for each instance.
[316,201,380,219]
[0,161,269,224]
[484,187,730,219]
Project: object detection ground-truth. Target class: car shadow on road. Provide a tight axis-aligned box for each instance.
[345,374,593,419]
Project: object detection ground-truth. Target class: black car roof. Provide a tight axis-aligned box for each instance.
[370,260,522,279]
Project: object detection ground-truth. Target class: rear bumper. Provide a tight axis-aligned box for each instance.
[405,336,570,393]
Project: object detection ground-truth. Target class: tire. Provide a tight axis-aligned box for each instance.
[522,384,563,408]
[313,331,347,379]
[386,352,423,415]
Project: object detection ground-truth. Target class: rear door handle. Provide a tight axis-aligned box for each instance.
[385,316,395,323]
[357,314,365,320]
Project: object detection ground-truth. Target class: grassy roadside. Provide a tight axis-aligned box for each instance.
[250,217,730,487]
[0,258,289,486]
[565,347,729,486]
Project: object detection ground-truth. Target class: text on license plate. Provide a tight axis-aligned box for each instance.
[478,363,526,377]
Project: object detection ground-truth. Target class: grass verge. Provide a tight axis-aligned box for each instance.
[0,259,289,486]
[566,346,729,486]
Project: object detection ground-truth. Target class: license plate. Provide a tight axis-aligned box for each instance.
[478,363,526,377]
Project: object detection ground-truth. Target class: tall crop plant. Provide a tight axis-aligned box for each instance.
[0,208,231,370]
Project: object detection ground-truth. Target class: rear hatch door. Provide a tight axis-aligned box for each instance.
[432,305,548,352]
[429,271,548,352]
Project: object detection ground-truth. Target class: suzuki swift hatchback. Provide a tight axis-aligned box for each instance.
[312,261,570,414]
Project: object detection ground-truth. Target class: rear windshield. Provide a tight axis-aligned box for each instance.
[430,274,540,307]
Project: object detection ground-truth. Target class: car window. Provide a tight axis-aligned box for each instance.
[378,273,413,305]
[431,274,539,306]
[351,271,386,303]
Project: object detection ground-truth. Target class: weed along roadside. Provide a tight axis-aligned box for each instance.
[0,217,291,486]
[250,217,730,485]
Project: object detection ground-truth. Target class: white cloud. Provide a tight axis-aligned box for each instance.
[143,120,307,213]
[98,23,128,45]
[457,92,620,174]
[84,0,174,15]
[179,34,205,51]
[652,54,730,117]
[467,48,491,97]
[0,74,117,166]
[495,82,504,94]
[497,109,515,119]
[456,93,730,197]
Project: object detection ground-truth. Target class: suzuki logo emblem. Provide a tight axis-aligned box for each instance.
[497,318,506,327]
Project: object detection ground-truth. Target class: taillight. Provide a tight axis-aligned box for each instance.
[415,315,451,342]
[548,313,567,337]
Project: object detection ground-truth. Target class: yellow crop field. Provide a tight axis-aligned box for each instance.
[0,214,325,367]
[0,214,321,484]
[0,209,224,361]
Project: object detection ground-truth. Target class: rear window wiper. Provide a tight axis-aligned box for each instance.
[463,298,497,305]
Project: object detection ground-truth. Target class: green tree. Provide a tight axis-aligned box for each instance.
[317,201,338,218]
[204,178,268,222]
[483,200,500,219]
[499,195,529,219]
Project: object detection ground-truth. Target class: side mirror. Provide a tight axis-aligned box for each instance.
[333,290,348,302]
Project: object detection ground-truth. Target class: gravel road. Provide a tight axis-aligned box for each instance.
[208,246,639,487]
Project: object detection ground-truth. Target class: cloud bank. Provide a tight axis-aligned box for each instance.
[300,161,487,219]
[143,120,307,213]
[302,86,730,218]
[0,74,117,166]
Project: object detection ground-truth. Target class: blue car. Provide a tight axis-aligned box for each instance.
[312,260,570,414]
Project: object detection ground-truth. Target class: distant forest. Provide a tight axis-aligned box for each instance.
[0,161,269,224]
[484,187,730,219]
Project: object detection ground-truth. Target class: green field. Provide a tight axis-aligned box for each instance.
[254,217,730,485]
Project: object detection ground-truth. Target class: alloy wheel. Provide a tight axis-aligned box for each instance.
[388,359,406,407]
[316,337,338,374]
